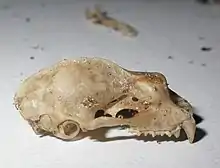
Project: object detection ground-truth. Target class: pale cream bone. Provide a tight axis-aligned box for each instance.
[85,5,138,37]
[14,57,196,143]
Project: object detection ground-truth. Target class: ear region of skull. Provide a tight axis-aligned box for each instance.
[14,57,196,143]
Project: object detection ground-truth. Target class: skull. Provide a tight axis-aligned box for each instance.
[14,57,196,143]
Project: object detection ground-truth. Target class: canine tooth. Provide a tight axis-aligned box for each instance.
[182,119,196,143]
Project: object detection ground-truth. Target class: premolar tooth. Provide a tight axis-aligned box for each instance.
[174,130,180,138]
[165,131,172,137]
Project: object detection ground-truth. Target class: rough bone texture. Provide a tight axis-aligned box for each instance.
[14,57,196,143]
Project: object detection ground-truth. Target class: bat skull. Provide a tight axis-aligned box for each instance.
[14,57,196,143]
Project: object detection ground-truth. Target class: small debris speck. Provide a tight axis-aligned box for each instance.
[201,63,206,67]
[31,45,39,49]
[2,5,10,10]
[168,56,173,59]
[30,56,35,60]
[25,17,31,22]
[23,38,29,42]
[20,72,23,76]
[188,60,194,64]
[197,0,209,4]
[201,47,212,52]
[157,141,161,144]
[41,3,46,7]
[199,37,205,40]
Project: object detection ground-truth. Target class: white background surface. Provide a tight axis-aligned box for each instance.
[0,0,220,167]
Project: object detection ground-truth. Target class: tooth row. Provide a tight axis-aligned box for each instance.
[128,126,181,138]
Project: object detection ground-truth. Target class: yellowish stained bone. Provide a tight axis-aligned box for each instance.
[85,5,138,37]
[14,57,196,143]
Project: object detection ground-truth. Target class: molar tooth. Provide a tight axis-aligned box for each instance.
[128,129,135,134]
[150,131,156,137]
[160,132,165,136]
[144,132,148,136]
[136,132,142,136]
[152,131,156,137]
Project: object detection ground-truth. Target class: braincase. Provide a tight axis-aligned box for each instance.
[15,57,133,112]
[52,57,132,103]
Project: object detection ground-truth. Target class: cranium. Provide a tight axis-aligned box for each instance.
[14,57,196,143]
